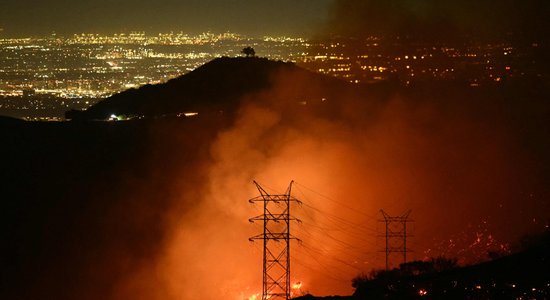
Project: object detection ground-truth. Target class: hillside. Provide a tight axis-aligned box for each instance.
[330,232,549,299]
[293,232,550,299]
[68,57,376,121]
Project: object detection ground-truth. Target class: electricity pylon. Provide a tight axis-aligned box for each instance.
[249,181,301,300]
[379,210,412,270]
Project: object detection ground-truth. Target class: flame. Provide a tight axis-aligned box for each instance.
[292,282,303,290]
[246,293,261,300]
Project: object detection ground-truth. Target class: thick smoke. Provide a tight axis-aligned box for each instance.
[324,0,550,42]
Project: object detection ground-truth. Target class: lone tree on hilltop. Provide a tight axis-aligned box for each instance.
[241,46,255,57]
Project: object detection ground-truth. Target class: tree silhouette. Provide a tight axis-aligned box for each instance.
[241,46,255,57]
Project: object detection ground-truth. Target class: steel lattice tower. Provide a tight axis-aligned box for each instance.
[379,210,413,270]
[249,181,301,300]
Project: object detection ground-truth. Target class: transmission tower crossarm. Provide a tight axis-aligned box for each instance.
[249,214,301,222]
[249,233,301,241]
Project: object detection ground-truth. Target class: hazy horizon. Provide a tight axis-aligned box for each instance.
[0,0,332,38]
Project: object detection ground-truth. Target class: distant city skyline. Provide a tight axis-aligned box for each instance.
[0,0,332,38]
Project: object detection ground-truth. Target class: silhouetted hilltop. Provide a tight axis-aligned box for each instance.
[70,57,368,121]
[0,115,24,126]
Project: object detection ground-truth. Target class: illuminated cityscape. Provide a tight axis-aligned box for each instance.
[0,32,544,120]
[0,32,307,119]
[302,38,541,85]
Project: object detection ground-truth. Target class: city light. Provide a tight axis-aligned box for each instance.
[0,32,539,121]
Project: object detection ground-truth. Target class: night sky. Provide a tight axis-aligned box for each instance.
[0,0,332,37]
[2,0,550,40]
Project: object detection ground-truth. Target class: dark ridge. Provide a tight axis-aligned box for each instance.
[294,235,550,299]
[350,232,550,299]
[71,56,365,121]
[0,115,24,125]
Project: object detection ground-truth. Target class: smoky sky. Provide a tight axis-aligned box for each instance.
[325,0,550,42]
[0,0,331,37]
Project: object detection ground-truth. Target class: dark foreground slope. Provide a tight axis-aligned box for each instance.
[0,117,223,299]
[351,233,550,299]
[294,236,550,299]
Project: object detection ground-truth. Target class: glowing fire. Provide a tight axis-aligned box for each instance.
[245,284,301,300]
[246,293,261,300]
[292,282,303,290]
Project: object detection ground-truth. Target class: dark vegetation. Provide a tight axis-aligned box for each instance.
[294,232,550,299]
[241,46,256,57]
[370,232,550,299]
[293,234,550,299]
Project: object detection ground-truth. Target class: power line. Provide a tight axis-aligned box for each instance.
[294,186,379,235]
[292,183,385,273]
[299,201,378,235]
[294,182,381,221]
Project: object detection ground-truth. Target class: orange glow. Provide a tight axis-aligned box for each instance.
[292,281,303,289]
[247,293,261,300]
[418,289,428,296]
